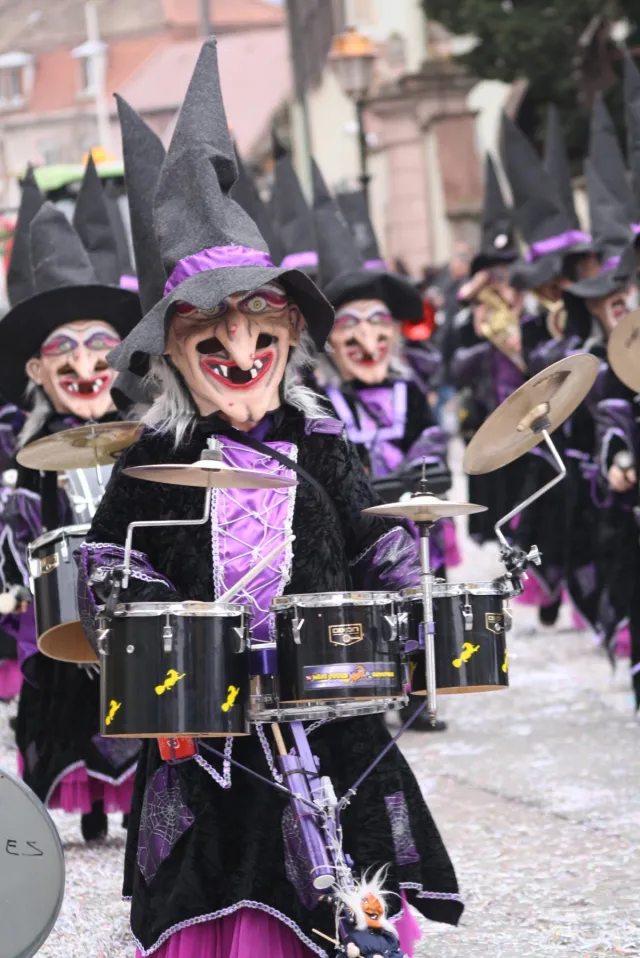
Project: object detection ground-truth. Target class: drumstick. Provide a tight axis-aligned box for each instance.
[215,534,295,605]
[312,929,339,946]
[271,722,287,757]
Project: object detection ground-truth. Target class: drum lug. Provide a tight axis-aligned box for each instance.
[234,627,246,652]
[503,600,513,633]
[96,629,110,656]
[462,597,473,632]
[61,537,69,562]
[396,611,409,642]
[162,622,173,653]
[291,617,304,644]
[28,557,41,579]
[384,615,398,642]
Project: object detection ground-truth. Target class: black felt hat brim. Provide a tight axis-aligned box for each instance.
[565,271,625,300]
[322,269,422,321]
[108,264,334,374]
[509,243,594,291]
[470,251,518,276]
[0,284,142,404]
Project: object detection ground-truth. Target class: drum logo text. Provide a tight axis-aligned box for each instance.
[452,642,480,668]
[485,612,505,635]
[105,699,122,725]
[328,623,364,646]
[303,662,396,690]
[155,669,187,695]
[221,685,240,712]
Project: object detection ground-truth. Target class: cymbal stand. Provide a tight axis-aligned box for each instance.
[417,517,438,722]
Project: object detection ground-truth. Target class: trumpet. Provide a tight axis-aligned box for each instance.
[535,294,567,339]
[476,288,526,373]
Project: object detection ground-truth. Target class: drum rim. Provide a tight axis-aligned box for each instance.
[401,580,513,599]
[100,600,246,618]
[0,766,65,954]
[30,523,91,551]
[272,591,398,609]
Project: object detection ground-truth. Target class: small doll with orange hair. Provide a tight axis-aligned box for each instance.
[337,870,408,958]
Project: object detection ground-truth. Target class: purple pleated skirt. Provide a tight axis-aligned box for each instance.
[0,658,21,700]
[134,893,421,957]
[17,753,135,813]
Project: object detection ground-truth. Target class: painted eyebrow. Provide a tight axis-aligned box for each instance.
[237,285,288,305]
[335,305,392,322]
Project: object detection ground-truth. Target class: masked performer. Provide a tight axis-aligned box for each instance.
[0,159,142,841]
[77,44,463,958]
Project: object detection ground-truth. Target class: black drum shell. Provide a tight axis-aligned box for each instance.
[29,526,88,637]
[274,592,405,703]
[99,603,250,737]
[404,586,509,693]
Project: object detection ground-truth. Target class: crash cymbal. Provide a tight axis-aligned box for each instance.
[123,460,297,489]
[608,307,640,393]
[362,494,487,521]
[17,421,143,471]
[463,353,599,475]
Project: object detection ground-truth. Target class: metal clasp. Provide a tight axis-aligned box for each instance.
[503,600,513,633]
[384,614,398,642]
[462,595,473,632]
[162,619,173,653]
[96,628,110,656]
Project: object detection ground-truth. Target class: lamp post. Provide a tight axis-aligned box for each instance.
[329,27,378,213]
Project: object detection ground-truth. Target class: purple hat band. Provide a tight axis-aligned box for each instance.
[601,255,621,272]
[525,230,592,263]
[164,245,275,295]
[280,250,318,270]
[365,258,387,270]
[120,274,139,291]
[632,224,640,235]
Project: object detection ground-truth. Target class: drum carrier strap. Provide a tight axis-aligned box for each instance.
[214,431,352,586]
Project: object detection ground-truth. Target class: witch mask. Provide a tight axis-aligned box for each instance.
[328,298,395,385]
[165,282,303,427]
[26,319,121,419]
[587,285,634,335]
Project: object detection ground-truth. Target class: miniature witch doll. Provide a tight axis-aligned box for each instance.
[337,870,409,958]
[0,158,142,840]
[77,42,463,958]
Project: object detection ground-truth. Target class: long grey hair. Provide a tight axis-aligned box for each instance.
[17,382,54,449]
[141,329,331,446]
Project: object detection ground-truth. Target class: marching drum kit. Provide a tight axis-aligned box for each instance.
[1,353,601,954]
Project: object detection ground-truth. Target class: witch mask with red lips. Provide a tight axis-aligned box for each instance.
[328,299,396,385]
[25,319,121,419]
[165,283,303,428]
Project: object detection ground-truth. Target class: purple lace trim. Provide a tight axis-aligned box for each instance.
[384,792,421,865]
[91,733,141,769]
[131,901,328,957]
[350,527,420,592]
[399,882,463,903]
[137,765,195,885]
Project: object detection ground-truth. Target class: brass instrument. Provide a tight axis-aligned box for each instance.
[476,288,526,373]
[535,294,567,339]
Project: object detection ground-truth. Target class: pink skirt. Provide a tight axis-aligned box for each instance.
[515,574,552,608]
[443,519,462,569]
[134,893,421,957]
[0,658,21,700]
[17,753,134,813]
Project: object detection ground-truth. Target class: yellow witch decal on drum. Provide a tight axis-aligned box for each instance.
[452,643,480,669]
[105,700,122,725]
[155,669,187,695]
[221,685,240,712]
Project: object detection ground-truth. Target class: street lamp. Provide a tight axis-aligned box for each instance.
[330,26,378,213]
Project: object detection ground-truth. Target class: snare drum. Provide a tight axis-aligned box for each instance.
[272,591,405,709]
[29,524,93,663]
[98,601,250,737]
[403,579,516,694]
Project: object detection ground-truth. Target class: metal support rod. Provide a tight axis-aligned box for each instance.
[419,522,438,720]
[199,0,213,37]
[356,98,371,213]
[494,429,566,549]
[122,488,212,588]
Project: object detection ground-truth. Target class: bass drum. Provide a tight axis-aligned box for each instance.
[98,601,250,738]
[0,766,65,958]
[403,578,519,694]
[28,524,95,664]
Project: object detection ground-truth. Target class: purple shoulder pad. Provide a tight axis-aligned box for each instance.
[304,417,345,438]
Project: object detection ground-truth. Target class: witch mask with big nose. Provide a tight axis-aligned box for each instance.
[328,299,396,385]
[25,319,121,419]
[165,283,303,426]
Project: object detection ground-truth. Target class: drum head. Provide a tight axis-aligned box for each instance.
[38,620,98,664]
[0,767,65,957]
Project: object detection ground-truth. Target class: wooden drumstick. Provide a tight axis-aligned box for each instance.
[312,929,339,946]
[271,722,288,757]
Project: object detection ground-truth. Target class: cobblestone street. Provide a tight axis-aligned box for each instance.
[1,476,638,958]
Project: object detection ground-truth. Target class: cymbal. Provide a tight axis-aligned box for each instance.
[17,421,143,471]
[123,460,297,489]
[362,494,487,521]
[463,353,599,475]
[607,308,640,393]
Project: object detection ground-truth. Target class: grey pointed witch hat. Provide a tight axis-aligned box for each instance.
[312,158,421,320]
[72,156,121,286]
[335,189,385,268]
[543,105,580,229]
[470,154,518,275]
[109,39,333,374]
[6,166,43,307]
[502,113,591,290]
[115,95,167,316]
[104,180,136,286]
[231,144,285,266]
[270,129,318,273]
[0,202,141,403]
[589,94,638,225]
